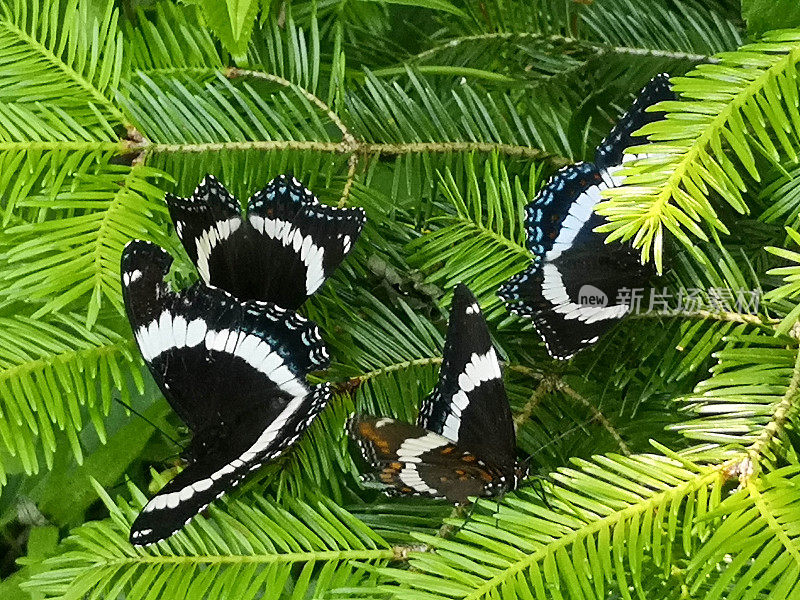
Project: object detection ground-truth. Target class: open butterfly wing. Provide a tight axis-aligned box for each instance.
[166,175,365,308]
[417,284,516,471]
[122,240,331,545]
[594,73,675,171]
[499,74,672,358]
[130,384,331,545]
[166,175,243,287]
[245,176,366,308]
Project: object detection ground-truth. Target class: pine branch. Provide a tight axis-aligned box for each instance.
[126,67,568,165]
[0,312,143,486]
[411,32,719,66]
[597,31,800,270]
[0,163,172,324]
[673,331,800,467]
[685,467,800,599]
[23,479,398,600]
[372,452,726,600]
[0,0,126,124]
[747,335,800,468]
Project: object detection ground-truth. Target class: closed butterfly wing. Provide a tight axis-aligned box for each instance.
[122,241,331,545]
[347,416,509,503]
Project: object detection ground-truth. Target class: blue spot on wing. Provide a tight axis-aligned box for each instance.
[524,163,601,256]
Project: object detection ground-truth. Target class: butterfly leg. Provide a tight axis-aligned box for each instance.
[529,475,552,509]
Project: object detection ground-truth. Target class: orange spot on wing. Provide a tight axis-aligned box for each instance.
[358,421,391,454]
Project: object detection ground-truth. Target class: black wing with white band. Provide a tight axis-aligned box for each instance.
[129,384,331,545]
[417,284,516,470]
[166,174,366,309]
[499,74,673,359]
[121,240,331,545]
[165,175,243,287]
[594,72,675,171]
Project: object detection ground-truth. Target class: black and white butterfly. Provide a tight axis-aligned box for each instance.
[166,174,366,309]
[499,74,675,359]
[348,284,526,503]
[121,240,332,546]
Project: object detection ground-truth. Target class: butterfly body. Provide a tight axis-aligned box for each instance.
[500,74,674,359]
[348,284,526,503]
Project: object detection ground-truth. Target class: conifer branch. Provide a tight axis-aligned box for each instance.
[747,344,800,466]
[412,32,719,65]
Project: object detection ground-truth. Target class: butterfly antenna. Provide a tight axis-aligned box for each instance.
[107,474,134,494]
[113,396,185,452]
[519,414,602,471]
[529,476,552,509]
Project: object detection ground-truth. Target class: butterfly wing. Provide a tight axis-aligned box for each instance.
[416,284,517,473]
[521,162,603,258]
[594,72,675,172]
[130,383,331,546]
[165,175,244,287]
[244,175,366,308]
[499,239,649,360]
[122,240,329,432]
[122,240,331,544]
[347,415,509,503]
[500,74,671,358]
[166,175,365,308]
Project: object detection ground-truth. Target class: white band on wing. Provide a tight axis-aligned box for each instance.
[248,215,326,295]
[395,432,452,495]
[135,313,308,401]
[441,349,502,441]
[194,218,242,282]
[540,263,631,323]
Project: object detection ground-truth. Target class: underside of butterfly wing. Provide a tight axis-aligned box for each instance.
[347,415,516,503]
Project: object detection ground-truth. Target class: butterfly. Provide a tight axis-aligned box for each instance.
[122,240,332,546]
[166,174,366,309]
[499,74,675,360]
[347,284,526,503]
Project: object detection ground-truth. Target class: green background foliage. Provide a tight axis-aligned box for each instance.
[0,0,799,599]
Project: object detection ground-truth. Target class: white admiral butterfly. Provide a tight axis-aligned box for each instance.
[122,240,332,545]
[166,174,366,309]
[348,284,526,503]
[499,74,675,359]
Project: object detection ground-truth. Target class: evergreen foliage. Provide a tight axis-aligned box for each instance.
[1,1,800,599]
